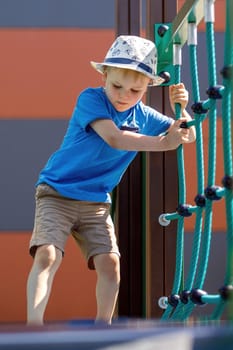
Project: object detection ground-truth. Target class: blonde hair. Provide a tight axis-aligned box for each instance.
[104,65,151,82]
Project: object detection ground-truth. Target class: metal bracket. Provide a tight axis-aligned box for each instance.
[154,0,206,86]
[155,23,175,86]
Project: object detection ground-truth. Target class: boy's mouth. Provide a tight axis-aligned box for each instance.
[116,101,128,106]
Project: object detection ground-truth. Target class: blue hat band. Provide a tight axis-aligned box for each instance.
[104,57,153,75]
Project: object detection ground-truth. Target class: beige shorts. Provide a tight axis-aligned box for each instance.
[30,184,120,269]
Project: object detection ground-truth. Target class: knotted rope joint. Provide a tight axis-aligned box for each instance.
[176,204,193,217]
[222,175,233,190]
[190,289,207,305]
[180,290,191,304]
[191,101,209,114]
[220,65,233,79]
[168,294,180,308]
[204,186,222,201]
[219,285,233,301]
[206,85,224,99]
[194,194,206,207]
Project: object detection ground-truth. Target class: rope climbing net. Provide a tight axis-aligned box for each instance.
[156,0,233,321]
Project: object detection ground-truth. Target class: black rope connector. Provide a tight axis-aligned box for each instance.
[194,194,206,207]
[222,175,233,190]
[168,294,180,308]
[176,204,192,217]
[204,186,222,201]
[220,65,233,79]
[191,101,209,114]
[158,71,171,83]
[157,24,170,37]
[206,85,224,100]
[180,121,189,129]
[180,290,191,304]
[219,285,233,301]
[190,289,207,305]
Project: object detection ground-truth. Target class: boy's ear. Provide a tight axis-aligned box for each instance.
[102,71,107,82]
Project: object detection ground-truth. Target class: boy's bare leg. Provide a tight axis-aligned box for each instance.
[27,244,62,325]
[94,253,120,324]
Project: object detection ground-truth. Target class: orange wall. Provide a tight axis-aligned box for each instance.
[0,232,97,323]
[0,29,114,119]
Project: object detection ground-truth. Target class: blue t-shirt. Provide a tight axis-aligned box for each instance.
[37,87,173,202]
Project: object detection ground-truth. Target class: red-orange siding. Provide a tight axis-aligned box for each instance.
[0,232,97,322]
[0,29,114,118]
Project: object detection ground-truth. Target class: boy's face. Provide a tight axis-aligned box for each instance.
[103,67,150,112]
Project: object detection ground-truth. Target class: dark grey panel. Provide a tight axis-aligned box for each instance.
[0,0,114,28]
[0,119,68,230]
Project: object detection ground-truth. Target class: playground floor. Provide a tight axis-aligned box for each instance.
[0,319,232,349]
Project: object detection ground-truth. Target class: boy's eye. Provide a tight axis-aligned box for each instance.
[113,84,121,89]
[112,84,141,93]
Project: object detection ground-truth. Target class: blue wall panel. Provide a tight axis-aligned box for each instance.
[0,0,115,28]
[0,119,68,230]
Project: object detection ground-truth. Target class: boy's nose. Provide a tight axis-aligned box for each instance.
[120,89,129,99]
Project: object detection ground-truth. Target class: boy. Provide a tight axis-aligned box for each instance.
[27,35,196,325]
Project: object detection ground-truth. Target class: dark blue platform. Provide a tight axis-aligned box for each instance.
[0,320,232,349]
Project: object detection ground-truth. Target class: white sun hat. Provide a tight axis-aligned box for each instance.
[90,35,164,86]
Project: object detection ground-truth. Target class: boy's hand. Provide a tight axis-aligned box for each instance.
[169,83,188,113]
[165,117,195,149]
[167,82,196,148]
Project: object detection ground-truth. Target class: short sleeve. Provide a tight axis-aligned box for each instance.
[138,103,173,136]
[74,88,112,131]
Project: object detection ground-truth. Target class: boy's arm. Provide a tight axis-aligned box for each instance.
[90,118,193,152]
[90,83,196,151]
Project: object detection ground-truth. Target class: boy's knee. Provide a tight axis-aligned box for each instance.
[94,253,120,282]
[34,244,62,270]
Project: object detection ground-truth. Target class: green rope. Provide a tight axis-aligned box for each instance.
[172,38,206,321]
[221,0,233,287]
[158,0,233,322]
[161,62,186,320]
[189,28,217,302]
[183,20,218,321]
[210,0,233,320]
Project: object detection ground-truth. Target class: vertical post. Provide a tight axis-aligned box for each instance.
[116,0,141,35]
[145,0,178,317]
[115,0,143,317]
